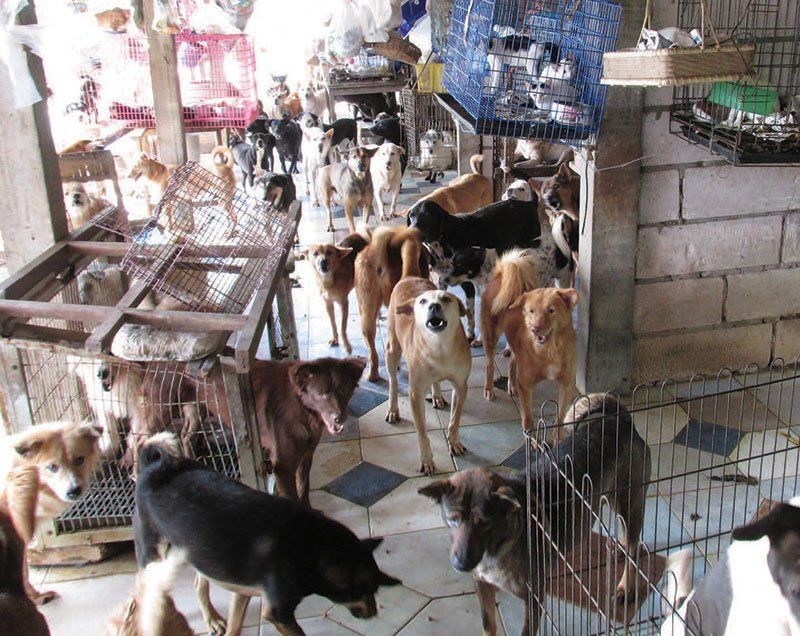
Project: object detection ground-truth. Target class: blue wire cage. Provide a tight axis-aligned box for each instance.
[442,0,622,145]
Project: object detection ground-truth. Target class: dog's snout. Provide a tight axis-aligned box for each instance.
[72,193,82,203]
[334,414,344,424]
[428,302,442,313]
[317,258,330,273]
[66,485,83,500]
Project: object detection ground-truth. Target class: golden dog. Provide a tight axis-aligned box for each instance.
[415,154,492,214]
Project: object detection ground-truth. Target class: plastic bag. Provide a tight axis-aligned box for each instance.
[0,0,49,108]
[356,0,402,43]
[327,0,363,60]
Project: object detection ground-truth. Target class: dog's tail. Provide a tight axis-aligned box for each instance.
[561,393,628,427]
[372,226,423,279]
[211,145,234,169]
[469,154,483,175]
[662,549,693,616]
[138,432,182,471]
[138,548,189,636]
[340,232,370,262]
[490,248,542,315]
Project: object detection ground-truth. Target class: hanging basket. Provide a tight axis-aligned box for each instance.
[601,0,755,87]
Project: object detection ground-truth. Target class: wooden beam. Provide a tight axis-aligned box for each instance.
[83,279,155,353]
[0,0,69,274]
[68,241,270,259]
[142,0,186,165]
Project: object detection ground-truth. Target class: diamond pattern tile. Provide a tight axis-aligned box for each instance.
[325,461,407,508]
[674,419,743,456]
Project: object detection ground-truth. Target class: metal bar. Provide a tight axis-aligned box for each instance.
[68,241,273,259]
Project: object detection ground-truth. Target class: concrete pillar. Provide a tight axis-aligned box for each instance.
[456,125,481,175]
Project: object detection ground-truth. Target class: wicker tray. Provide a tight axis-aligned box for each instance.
[602,42,756,87]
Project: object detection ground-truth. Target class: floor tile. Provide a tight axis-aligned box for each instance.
[294,594,336,619]
[309,490,371,538]
[758,475,800,503]
[362,430,455,477]
[325,462,407,508]
[369,476,451,536]
[502,445,528,471]
[674,419,743,456]
[498,591,525,636]
[730,428,800,482]
[321,414,360,443]
[397,594,498,636]
[458,389,520,427]
[261,616,359,635]
[348,387,389,418]
[358,396,441,438]
[309,440,362,490]
[453,420,526,470]
[326,584,429,636]
[650,442,731,496]
[626,386,690,444]
[680,388,782,433]
[739,370,800,427]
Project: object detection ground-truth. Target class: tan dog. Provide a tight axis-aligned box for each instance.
[128,153,175,216]
[304,233,369,354]
[63,182,109,231]
[530,162,580,223]
[318,146,378,233]
[209,145,239,237]
[416,154,492,214]
[505,287,578,434]
[385,278,471,476]
[1,422,102,604]
[355,226,428,382]
[95,7,130,31]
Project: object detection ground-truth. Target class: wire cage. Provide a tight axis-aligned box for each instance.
[522,358,800,634]
[100,32,259,129]
[400,88,457,162]
[441,0,622,144]
[670,0,800,165]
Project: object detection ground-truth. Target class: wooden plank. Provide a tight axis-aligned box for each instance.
[0,344,34,434]
[83,279,155,354]
[68,241,270,259]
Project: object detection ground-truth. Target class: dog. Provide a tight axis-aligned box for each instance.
[301,83,327,119]
[419,394,651,635]
[385,278,471,476]
[514,139,574,167]
[0,467,50,635]
[245,115,277,172]
[134,433,401,636]
[1,421,102,604]
[210,145,237,190]
[531,161,580,223]
[661,499,800,636]
[411,154,491,214]
[371,142,404,221]
[228,134,264,191]
[355,226,428,382]
[104,549,192,636]
[501,178,535,202]
[63,182,109,230]
[95,7,130,31]
[253,172,297,211]
[304,233,369,354]
[302,126,334,207]
[128,153,175,216]
[271,114,302,174]
[252,357,365,503]
[318,146,378,233]
[418,130,454,183]
[322,118,358,148]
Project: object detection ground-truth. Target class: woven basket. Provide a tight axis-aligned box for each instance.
[602,42,756,87]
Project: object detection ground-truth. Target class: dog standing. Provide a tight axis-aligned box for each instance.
[301,83,327,119]
[271,114,302,174]
[211,145,237,190]
[385,278,471,476]
[304,233,369,354]
[371,142,404,221]
[302,126,334,207]
[318,146,378,233]
[419,394,651,636]
[127,153,175,216]
[63,182,109,231]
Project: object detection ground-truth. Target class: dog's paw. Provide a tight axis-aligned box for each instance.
[426,395,449,410]
[449,440,466,456]
[420,457,436,476]
[368,372,382,382]
[312,200,320,207]
[470,337,482,348]
[484,387,496,401]
[326,223,335,232]
[206,611,227,635]
[385,408,399,423]
[380,213,393,222]
[328,338,339,347]
[31,589,58,606]
[342,342,352,355]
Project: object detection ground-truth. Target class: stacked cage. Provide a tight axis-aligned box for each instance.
[523,360,800,634]
[670,0,800,164]
[442,0,622,143]
[400,88,456,167]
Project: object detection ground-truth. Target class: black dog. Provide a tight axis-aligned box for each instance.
[254,172,296,211]
[340,93,395,121]
[322,118,357,148]
[407,199,542,254]
[271,114,302,174]
[134,434,401,635]
[369,114,408,174]
[245,115,276,172]
[228,134,262,189]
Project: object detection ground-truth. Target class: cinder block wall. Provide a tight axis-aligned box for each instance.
[631,86,800,382]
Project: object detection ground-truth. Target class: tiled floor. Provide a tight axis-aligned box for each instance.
[39,169,800,635]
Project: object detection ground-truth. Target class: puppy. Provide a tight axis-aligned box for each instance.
[302,126,334,207]
[505,287,578,433]
[128,153,175,216]
[661,499,800,636]
[318,146,378,233]
[531,160,580,222]
[419,394,650,636]
[385,278,471,476]
[514,139,573,167]
[63,182,109,231]
[134,433,401,636]
[418,130,453,183]
[355,226,428,382]
[371,143,404,221]
[245,115,277,173]
[501,178,534,202]
[1,421,102,604]
[0,467,50,635]
[104,549,192,636]
[271,113,302,174]
[254,172,297,211]
[480,245,573,403]
[304,233,369,354]
[228,134,262,190]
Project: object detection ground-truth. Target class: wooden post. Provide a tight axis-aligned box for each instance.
[0,1,68,274]
[142,0,187,165]
[456,126,481,175]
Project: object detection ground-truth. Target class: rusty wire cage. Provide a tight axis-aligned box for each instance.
[523,358,800,634]
[670,0,800,165]
[400,88,457,163]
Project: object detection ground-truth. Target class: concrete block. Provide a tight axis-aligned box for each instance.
[644,87,673,108]
[726,269,800,321]
[634,278,724,333]
[636,216,783,279]
[639,170,680,224]
[642,111,713,167]
[775,318,800,361]
[683,166,800,219]
[783,213,800,264]
[633,323,773,383]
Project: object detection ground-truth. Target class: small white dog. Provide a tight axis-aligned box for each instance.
[63,182,109,231]
[370,143,404,221]
[301,83,327,120]
[302,126,334,207]
[501,178,534,202]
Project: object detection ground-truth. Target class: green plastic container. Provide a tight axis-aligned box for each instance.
[709,82,779,116]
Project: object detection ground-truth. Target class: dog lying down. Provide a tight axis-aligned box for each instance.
[134,433,401,636]
[661,499,800,635]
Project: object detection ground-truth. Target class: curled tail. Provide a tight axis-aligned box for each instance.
[490,248,542,315]
[372,226,423,280]
[340,232,370,263]
[138,432,182,471]
[138,549,190,635]
[211,145,234,169]
[469,154,483,175]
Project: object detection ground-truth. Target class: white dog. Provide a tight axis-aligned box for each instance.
[301,83,327,120]
[370,143,404,221]
[501,178,534,202]
[302,126,334,207]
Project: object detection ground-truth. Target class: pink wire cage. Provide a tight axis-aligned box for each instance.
[100,32,259,129]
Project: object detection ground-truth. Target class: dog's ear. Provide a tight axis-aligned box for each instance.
[13,437,42,458]
[378,570,402,586]
[362,146,379,158]
[77,421,104,441]
[324,128,335,139]
[493,485,521,514]
[508,294,527,310]
[557,162,572,180]
[529,179,543,194]
[395,301,415,316]
[342,357,367,383]
[555,288,579,309]
[456,297,468,317]
[418,479,453,503]
[290,361,319,390]
[732,503,800,542]
[362,537,383,552]
[334,246,353,258]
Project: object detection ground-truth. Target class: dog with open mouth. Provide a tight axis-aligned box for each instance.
[385,277,471,476]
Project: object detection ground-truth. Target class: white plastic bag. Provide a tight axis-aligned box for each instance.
[327,0,363,60]
[0,0,47,108]
[356,0,402,43]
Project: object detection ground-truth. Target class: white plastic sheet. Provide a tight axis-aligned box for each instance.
[327,0,403,59]
[0,0,46,108]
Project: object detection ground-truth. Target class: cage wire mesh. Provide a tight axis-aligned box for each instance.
[442,0,622,143]
[120,162,296,314]
[671,0,800,165]
[400,88,457,161]
[524,358,800,634]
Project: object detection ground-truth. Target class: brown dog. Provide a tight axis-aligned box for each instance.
[318,146,378,233]
[95,7,130,31]
[415,154,492,214]
[531,162,580,223]
[1,422,102,604]
[63,182,109,231]
[128,153,176,217]
[354,226,428,382]
[304,233,369,355]
[385,278,471,475]
[505,287,578,433]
